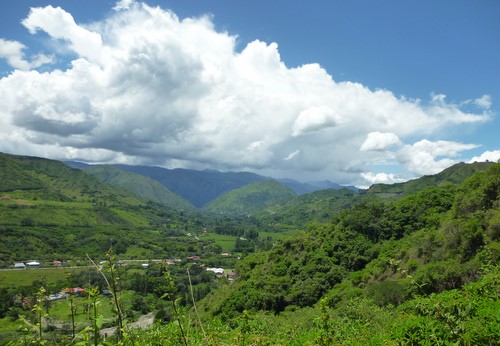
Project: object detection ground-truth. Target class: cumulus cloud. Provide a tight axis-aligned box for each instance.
[360,131,401,151]
[474,95,492,109]
[0,38,53,70]
[113,0,135,11]
[396,139,479,176]
[0,2,497,187]
[361,172,406,186]
[468,150,500,163]
[292,105,340,136]
[22,5,103,62]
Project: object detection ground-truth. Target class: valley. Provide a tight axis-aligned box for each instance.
[0,152,498,345]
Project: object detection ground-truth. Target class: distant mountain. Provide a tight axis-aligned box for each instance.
[64,162,360,207]
[64,161,91,169]
[278,178,359,195]
[84,165,195,210]
[367,161,495,197]
[112,164,268,208]
[203,180,297,215]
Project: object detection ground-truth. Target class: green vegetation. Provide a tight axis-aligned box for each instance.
[0,152,498,344]
[0,153,214,264]
[203,179,297,215]
[367,161,494,197]
[0,268,86,288]
[84,165,195,211]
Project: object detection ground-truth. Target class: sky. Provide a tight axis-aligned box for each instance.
[0,0,498,188]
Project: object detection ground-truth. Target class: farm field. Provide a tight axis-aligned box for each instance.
[0,267,87,289]
[201,233,237,252]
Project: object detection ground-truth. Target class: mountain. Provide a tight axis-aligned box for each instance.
[207,163,500,326]
[366,161,495,197]
[278,178,359,195]
[0,152,192,262]
[65,162,360,207]
[84,165,195,210]
[255,188,361,229]
[64,160,91,169]
[113,165,268,208]
[0,153,141,206]
[203,180,297,215]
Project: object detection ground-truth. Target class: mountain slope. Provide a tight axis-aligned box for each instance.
[255,188,361,229]
[0,153,43,192]
[278,178,359,195]
[208,163,499,319]
[367,161,494,197]
[113,165,268,208]
[0,153,191,262]
[203,180,297,215]
[84,165,195,210]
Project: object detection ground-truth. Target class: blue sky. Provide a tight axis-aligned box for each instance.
[0,0,498,187]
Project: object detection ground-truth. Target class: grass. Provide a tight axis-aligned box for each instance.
[46,294,120,325]
[202,233,236,252]
[111,208,150,226]
[0,268,86,289]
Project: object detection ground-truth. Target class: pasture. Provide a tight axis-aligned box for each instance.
[0,267,86,288]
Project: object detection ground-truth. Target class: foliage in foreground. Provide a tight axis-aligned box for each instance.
[3,266,497,345]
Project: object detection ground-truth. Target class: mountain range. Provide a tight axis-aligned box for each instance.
[64,161,358,208]
[1,154,498,344]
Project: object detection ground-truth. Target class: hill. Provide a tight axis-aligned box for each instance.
[207,163,499,314]
[203,180,297,215]
[0,153,498,345]
[254,188,362,230]
[367,161,494,197]
[84,165,195,211]
[0,153,199,262]
[278,178,359,195]
[112,165,268,208]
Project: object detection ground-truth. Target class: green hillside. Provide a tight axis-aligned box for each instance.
[254,188,362,231]
[84,165,195,211]
[197,163,499,344]
[203,179,297,215]
[0,153,199,262]
[367,161,494,197]
[1,154,498,345]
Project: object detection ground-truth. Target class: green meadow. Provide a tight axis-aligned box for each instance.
[0,268,87,289]
[202,233,237,252]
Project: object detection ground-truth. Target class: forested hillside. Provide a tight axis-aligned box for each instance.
[196,163,499,344]
[367,161,494,197]
[0,153,498,345]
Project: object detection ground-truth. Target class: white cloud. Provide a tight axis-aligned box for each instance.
[0,38,53,70]
[360,131,401,151]
[292,105,340,136]
[468,150,500,163]
[0,2,496,187]
[22,5,103,62]
[397,139,479,176]
[474,95,492,109]
[284,150,300,161]
[113,0,135,11]
[361,172,406,186]
[0,39,30,70]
